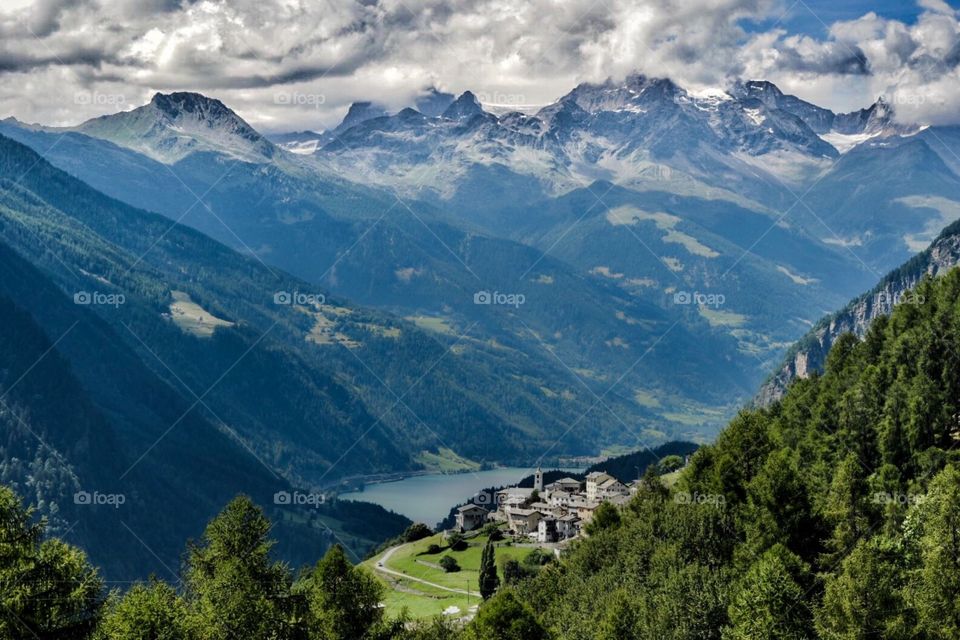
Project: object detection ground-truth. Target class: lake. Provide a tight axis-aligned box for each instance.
[339,467,578,527]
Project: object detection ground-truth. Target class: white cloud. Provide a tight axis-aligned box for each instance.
[0,0,959,131]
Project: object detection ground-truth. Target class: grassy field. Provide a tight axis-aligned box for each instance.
[363,530,549,620]
[413,448,482,473]
[405,315,456,335]
[168,290,233,338]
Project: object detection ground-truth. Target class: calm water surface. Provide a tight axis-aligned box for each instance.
[340,467,579,527]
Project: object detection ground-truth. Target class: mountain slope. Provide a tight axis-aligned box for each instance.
[795,137,960,269]
[7,81,957,443]
[311,75,958,278]
[507,264,960,640]
[0,237,382,580]
[0,107,763,439]
[507,182,873,354]
[756,218,960,405]
[2,131,728,482]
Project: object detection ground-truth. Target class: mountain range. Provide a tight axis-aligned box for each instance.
[5,75,960,433]
[3,73,960,578]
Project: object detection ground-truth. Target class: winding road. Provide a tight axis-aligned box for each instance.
[374,543,471,595]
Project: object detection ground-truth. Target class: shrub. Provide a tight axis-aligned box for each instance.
[658,455,684,474]
[403,523,433,543]
[523,548,552,567]
[439,556,460,573]
[482,523,504,541]
[447,532,467,551]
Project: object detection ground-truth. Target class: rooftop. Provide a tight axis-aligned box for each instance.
[457,504,488,513]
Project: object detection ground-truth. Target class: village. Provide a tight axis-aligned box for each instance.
[454,468,633,543]
[364,456,689,621]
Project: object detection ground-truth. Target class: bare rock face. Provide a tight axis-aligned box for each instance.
[756,222,960,407]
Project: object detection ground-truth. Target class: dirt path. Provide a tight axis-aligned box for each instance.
[374,544,471,595]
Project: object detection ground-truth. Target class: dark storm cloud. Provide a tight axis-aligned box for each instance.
[773,41,870,75]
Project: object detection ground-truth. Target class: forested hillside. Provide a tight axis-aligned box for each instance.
[757,216,960,406]
[0,236,411,579]
[0,131,674,476]
[505,268,960,639]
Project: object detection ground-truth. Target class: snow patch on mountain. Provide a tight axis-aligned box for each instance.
[820,130,884,153]
[743,108,765,126]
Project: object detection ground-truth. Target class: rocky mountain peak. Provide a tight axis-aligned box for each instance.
[147,91,265,143]
[442,91,485,120]
[337,101,389,132]
[73,91,273,163]
[151,92,231,118]
[414,87,456,117]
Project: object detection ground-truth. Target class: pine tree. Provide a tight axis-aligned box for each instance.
[0,486,104,639]
[816,537,912,639]
[183,495,306,640]
[725,545,813,640]
[742,449,821,562]
[584,502,621,536]
[479,541,500,600]
[596,589,640,640]
[914,465,960,638]
[822,454,872,565]
[298,544,385,640]
[98,579,196,639]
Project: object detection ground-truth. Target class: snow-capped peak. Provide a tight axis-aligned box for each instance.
[561,74,680,113]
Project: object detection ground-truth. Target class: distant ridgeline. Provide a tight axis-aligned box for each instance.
[582,441,700,484]
[436,442,698,530]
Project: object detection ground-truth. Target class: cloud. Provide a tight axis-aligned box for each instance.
[0,0,959,130]
[744,7,960,123]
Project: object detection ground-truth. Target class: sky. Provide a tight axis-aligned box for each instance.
[1,0,959,132]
